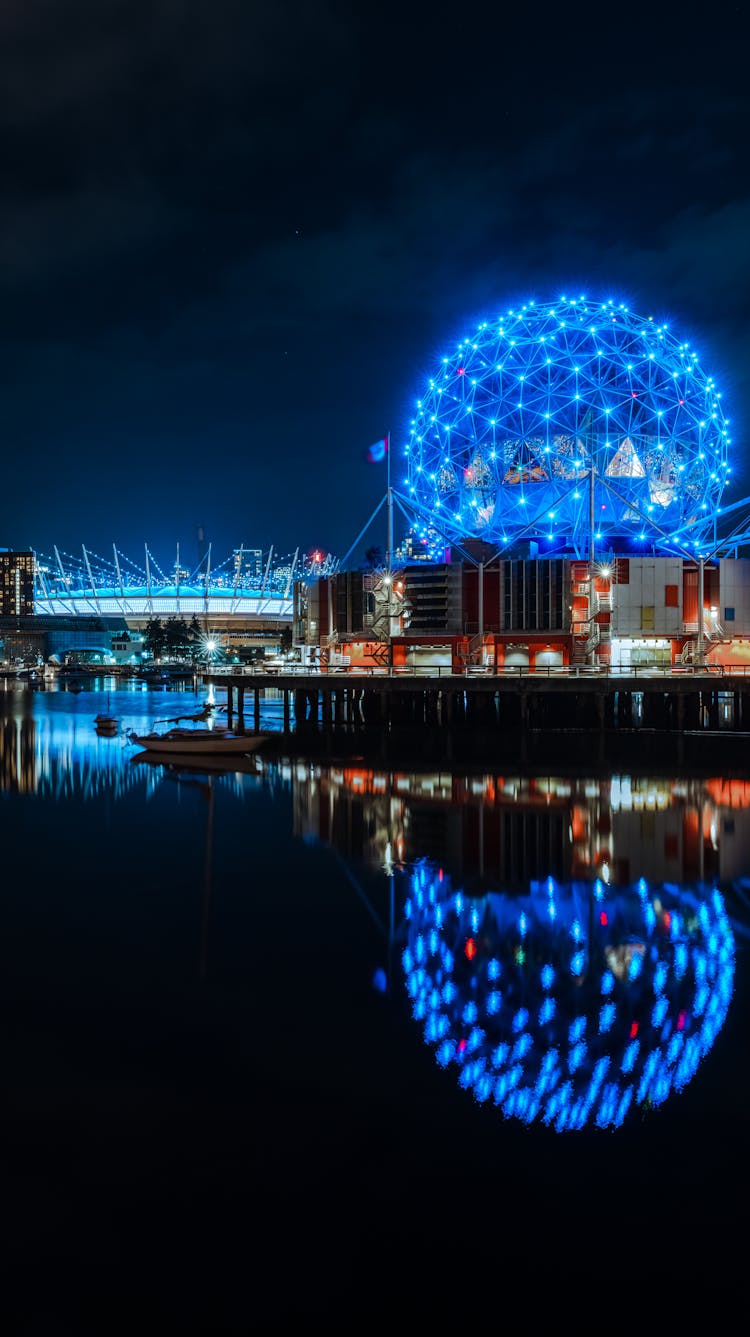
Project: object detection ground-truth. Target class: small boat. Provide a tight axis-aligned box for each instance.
[94,694,118,732]
[95,717,119,735]
[126,726,266,756]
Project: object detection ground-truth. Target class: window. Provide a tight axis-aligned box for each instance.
[641,606,655,630]
[725,606,735,621]
[665,584,678,607]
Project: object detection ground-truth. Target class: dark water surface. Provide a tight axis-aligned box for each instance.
[2,678,749,1331]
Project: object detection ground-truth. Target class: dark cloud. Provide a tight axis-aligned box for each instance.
[1,2,748,561]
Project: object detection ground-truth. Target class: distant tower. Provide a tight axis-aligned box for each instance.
[196,525,207,569]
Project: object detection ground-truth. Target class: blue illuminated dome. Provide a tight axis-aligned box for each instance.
[401,862,735,1131]
[403,296,731,553]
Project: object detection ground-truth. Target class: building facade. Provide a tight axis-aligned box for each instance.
[293,553,750,672]
[0,550,35,617]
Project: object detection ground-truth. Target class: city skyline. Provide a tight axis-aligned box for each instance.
[2,5,748,567]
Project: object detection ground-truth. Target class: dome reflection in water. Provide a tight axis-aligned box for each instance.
[401,863,735,1131]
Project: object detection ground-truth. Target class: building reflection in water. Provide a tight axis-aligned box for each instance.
[287,760,749,1130]
[401,862,734,1131]
[2,704,746,1131]
[288,762,750,890]
[0,713,143,799]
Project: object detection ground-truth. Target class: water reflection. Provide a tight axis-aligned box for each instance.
[281,757,750,1129]
[400,862,734,1130]
[287,760,750,890]
[2,692,749,1134]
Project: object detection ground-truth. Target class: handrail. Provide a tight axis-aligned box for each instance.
[206,662,750,680]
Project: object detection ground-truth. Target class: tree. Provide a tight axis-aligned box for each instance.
[164,617,191,658]
[186,615,203,663]
[143,617,167,658]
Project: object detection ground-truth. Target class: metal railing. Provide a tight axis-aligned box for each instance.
[206,662,750,680]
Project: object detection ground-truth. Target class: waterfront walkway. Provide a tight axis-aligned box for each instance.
[203,665,750,771]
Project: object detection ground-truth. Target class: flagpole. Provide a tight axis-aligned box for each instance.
[386,430,392,571]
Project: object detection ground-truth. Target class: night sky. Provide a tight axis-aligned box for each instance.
[2,1,748,575]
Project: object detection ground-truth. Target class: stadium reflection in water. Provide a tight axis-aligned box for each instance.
[3,694,750,1134]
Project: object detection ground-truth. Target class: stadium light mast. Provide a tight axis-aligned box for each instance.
[54,545,67,590]
[113,544,126,606]
[145,544,154,616]
[203,543,212,634]
[284,548,299,599]
[82,545,101,616]
[261,547,273,598]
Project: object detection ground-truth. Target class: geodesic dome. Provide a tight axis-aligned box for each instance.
[403,296,732,554]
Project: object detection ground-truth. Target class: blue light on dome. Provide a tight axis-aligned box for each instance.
[404,297,731,552]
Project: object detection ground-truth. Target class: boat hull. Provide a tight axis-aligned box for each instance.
[128,729,265,755]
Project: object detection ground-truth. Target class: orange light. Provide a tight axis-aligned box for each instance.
[465,937,477,961]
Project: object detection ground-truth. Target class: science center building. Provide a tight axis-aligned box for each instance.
[3,296,750,675]
[298,297,750,674]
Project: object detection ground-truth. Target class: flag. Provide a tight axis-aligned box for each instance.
[366,433,389,463]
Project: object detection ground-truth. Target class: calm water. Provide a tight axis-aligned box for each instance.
[2,677,749,1330]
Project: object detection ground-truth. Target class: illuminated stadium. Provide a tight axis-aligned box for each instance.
[401,296,741,557]
[33,543,335,620]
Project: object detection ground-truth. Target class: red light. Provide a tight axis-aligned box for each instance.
[457,366,465,375]
[465,937,477,961]
[629,1021,639,1039]
[632,391,638,398]
[458,1037,467,1052]
[679,398,684,404]
[599,910,608,926]
[664,910,672,930]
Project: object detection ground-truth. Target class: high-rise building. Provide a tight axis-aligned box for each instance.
[233,548,263,586]
[0,550,35,617]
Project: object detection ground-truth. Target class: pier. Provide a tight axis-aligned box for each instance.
[203,666,750,771]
